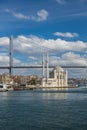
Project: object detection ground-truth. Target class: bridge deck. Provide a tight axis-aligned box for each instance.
[0,65,87,69]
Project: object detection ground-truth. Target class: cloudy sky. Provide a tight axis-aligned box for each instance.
[0,0,87,77]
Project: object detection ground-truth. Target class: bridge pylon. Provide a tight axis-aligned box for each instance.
[9,35,13,75]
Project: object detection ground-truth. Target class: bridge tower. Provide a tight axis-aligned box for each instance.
[9,35,13,75]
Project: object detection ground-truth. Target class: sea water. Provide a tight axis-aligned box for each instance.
[0,87,87,130]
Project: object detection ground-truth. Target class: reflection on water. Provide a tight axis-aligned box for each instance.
[0,88,87,130]
[42,87,68,91]
[41,88,68,100]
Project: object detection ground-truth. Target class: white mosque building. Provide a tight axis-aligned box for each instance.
[41,54,68,87]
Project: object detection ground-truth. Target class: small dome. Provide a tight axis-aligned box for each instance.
[55,66,64,72]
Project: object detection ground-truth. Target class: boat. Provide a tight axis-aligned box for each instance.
[0,83,8,92]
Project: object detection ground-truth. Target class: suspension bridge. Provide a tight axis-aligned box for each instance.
[0,36,87,75]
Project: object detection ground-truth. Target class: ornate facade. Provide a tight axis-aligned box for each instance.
[42,66,68,87]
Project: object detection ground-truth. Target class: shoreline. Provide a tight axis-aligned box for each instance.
[13,85,77,90]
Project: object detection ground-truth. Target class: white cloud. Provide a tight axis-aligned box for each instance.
[12,35,87,56]
[61,52,87,65]
[1,35,87,77]
[37,9,48,21]
[66,12,87,18]
[12,35,87,72]
[49,52,87,78]
[5,9,29,20]
[1,35,87,76]
[50,52,87,66]
[29,56,37,60]
[13,12,29,20]
[0,54,21,66]
[56,0,65,4]
[0,37,9,45]
[5,9,48,22]
[0,55,9,65]
[54,32,79,38]
[1,35,87,55]
[13,35,33,53]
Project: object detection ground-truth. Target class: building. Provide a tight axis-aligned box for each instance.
[42,66,68,87]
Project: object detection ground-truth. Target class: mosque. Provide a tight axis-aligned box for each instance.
[41,54,68,87]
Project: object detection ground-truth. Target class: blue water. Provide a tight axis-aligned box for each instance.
[0,87,87,130]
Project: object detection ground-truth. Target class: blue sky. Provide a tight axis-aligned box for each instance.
[0,0,87,77]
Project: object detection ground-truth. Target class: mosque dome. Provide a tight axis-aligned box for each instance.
[55,66,64,72]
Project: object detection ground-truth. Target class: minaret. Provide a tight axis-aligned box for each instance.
[65,70,68,86]
[46,53,49,80]
[9,35,13,75]
[42,53,44,78]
